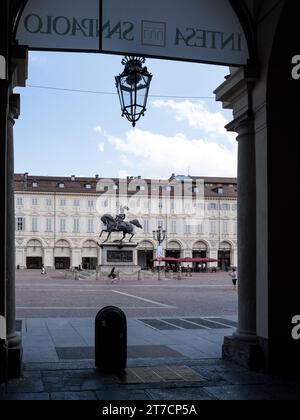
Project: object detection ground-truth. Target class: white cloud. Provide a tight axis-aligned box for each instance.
[118,169,130,179]
[93,101,237,179]
[152,100,236,145]
[120,154,133,167]
[98,143,105,153]
[99,128,237,178]
[94,126,104,135]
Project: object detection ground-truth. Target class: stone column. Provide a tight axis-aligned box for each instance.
[222,115,263,370]
[6,94,22,378]
[235,118,256,339]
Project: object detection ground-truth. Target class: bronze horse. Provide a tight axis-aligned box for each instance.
[99,214,143,243]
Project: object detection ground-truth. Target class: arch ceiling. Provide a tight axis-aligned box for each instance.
[14,0,252,66]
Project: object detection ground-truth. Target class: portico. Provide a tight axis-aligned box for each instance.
[1,0,300,381]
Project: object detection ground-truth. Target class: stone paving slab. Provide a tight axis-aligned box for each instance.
[50,391,98,400]
[0,392,50,400]
[146,387,216,401]
[204,384,300,400]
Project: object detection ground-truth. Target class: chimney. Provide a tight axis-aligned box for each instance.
[95,174,99,179]
[23,172,28,190]
[71,175,76,181]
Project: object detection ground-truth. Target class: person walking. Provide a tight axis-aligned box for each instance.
[108,267,117,280]
[228,267,238,289]
[41,264,46,275]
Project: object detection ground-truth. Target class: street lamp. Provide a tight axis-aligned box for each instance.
[115,56,152,127]
[153,226,166,280]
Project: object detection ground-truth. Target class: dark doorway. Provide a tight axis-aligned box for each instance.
[138,250,154,270]
[55,257,70,270]
[26,257,42,269]
[165,250,181,270]
[82,257,97,270]
[192,250,207,272]
[218,250,231,271]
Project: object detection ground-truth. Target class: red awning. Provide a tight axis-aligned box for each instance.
[154,257,219,263]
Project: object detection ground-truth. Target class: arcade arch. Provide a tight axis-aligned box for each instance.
[2,0,299,379]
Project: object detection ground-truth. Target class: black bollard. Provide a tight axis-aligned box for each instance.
[95,306,127,373]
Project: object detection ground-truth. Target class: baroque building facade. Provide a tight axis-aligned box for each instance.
[15,173,238,271]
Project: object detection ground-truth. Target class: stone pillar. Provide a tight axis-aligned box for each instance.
[6,94,22,378]
[222,115,262,370]
[235,118,256,339]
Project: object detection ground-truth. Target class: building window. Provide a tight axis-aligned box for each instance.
[88,200,94,208]
[171,221,177,234]
[58,182,65,189]
[87,219,94,233]
[158,220,163,229]
[210,221,216,235]
[32,181,38,188]
[234,222,237,235]
[32,198,38,206]
[60,219,66,233]
[223,221,229,234]
[232,204,238,211]
[60,199,66,207]
[185,224,192,234]
[46,218,52,232]
[73,219,80,233]
[32,217,38,232]
[208,203,218,211]
[197,223,203,234]
[16,197,23,206]
[85,183,92,189]
[221,203,231,211]
[143,220,149,233]
[46,198,52,207]
[16,217,25,231]
[74,199,80,207]
[197,202,205,210]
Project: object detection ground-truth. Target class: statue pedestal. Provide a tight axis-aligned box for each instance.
[98,242,141,276]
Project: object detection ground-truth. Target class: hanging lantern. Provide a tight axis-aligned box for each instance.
[115,56,152,127]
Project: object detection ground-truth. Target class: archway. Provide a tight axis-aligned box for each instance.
[1,0,267,382]
[25,238,43,269]
[82,240,98,269]
[137,240,154,270]
[193,241,208,272]
[166,240,182,269]
[218,241,232,271]
[54,239,71,269]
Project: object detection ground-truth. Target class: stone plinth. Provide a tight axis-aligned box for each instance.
[98,242,140,275]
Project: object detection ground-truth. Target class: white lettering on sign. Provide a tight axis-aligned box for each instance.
[16,0,100,51]
[16,0,249,65]
[102,0,249,65]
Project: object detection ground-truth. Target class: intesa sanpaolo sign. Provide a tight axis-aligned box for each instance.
[16,0,249,66]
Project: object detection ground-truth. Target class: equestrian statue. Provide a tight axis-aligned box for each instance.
[98,208,143,244]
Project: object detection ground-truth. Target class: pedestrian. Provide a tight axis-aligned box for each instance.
[108,267,117,280]
[41,264,46,275]
[228,267,238,289]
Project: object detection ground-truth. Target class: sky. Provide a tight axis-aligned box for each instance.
[14,51,237,180]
